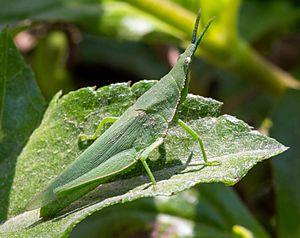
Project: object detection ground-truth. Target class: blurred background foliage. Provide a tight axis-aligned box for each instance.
[0,0,299,237]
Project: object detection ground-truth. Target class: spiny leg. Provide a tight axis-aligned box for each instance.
[139,137,164,185]
[79,117,118,141]
[178,119,220,166]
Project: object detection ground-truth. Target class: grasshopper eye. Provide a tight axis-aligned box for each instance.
[185,57,191,65]
[184,57,192,70]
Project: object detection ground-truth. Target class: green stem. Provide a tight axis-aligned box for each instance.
[122,0,300,95]
[199,39,300,95]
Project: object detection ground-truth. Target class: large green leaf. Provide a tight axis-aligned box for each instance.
[0,80,286,237]
[0,28,46,221]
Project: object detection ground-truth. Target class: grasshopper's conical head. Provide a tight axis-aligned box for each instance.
[174,11,215,75]
[168,13,215,104]
[169,12,215,86]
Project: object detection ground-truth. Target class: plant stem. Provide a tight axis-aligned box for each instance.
[122,0,300,95]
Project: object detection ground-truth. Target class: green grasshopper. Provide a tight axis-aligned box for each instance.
[28,12,219,219]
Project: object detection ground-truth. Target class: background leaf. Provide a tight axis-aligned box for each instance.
[70,184,270,238]
[0,28,45,221]
[0,0,298,95]
[270,89,300,238]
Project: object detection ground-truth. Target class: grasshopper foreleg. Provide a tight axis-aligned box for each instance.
[79,117,118,141]
[139,137,164,185]
[178,119,220,166]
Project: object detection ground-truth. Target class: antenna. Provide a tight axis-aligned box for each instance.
[191,10,201,44]
[195,16,215,48]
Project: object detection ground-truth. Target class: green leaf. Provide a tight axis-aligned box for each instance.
[0,0,183,43]
[0,81,286,237]
[31,31,74,99]
[240,1,300,41]
[0,28,46,221]
[270,89,300,238]
[79,35,170,80]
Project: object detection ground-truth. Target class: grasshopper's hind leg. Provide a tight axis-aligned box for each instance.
[140,137,164,185]
[54,148,138,197]
[178,119,220,166]
[79,117,118,141]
